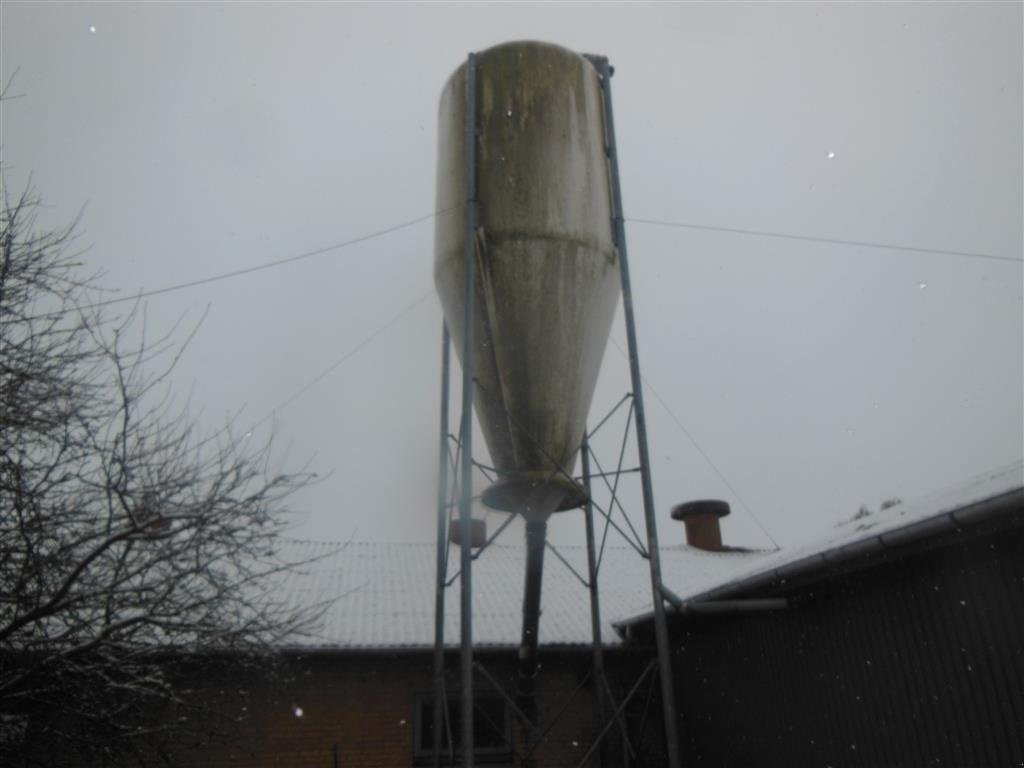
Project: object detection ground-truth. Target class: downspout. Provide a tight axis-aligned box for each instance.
[517,519,547,724]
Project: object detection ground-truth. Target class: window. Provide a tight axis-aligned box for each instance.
[413,692,512,764]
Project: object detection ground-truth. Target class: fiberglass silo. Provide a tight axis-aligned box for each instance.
[434,41,620,520]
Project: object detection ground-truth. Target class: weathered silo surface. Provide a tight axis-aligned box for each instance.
[434,41,620,519]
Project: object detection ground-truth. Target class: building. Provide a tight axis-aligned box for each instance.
[624,461,1024,766]
[180,462,1023,767]
[175,536,726,767]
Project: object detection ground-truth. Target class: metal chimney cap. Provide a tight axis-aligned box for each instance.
[671,499,731,521]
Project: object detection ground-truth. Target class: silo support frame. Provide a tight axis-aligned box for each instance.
[588,53,683,768]
[573,660,659,768]
[432,324,452,768]
[435,356,679,765]
[457,51,479,768]
[581,435,611,767]
[434,389,680,766]
[431,50,480,768]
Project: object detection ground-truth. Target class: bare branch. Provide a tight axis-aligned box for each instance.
[1,181,327,765]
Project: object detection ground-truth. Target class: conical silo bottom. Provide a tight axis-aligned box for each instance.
[481,472,587,518]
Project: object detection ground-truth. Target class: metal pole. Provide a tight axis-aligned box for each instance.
[433,324,452,768]
[581,434,610,768]
[574,661,658,768]
[459,51,479,768]
[590,54,682,768]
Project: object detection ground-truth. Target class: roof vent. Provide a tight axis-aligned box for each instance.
[671,499,730,552]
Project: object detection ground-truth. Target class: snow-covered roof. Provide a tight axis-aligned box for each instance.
[673,460,1023,604]
[276,536,763,650]
[277,461,1023,650]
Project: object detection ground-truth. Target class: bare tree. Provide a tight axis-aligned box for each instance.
[1,184,323,766]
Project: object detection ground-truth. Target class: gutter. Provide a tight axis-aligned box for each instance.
[660,593,790,616]
[615,486,1023,639]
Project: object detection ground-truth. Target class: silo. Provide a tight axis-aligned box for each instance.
[434,41,620,521]
[433,44,683,767]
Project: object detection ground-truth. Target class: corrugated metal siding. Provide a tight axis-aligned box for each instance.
[670,525,1024,767]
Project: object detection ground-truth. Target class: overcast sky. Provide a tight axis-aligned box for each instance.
[3,2,1021,552]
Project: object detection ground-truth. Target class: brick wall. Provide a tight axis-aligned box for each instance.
[174,649,660,768]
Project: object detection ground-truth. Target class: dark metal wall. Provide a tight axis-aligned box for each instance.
[668,525,1024,766]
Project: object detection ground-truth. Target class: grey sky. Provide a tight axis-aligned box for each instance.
[3,2,1021,551]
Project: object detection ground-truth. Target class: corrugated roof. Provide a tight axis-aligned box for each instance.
[277,461,1023,650]
[276,537,763,650]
